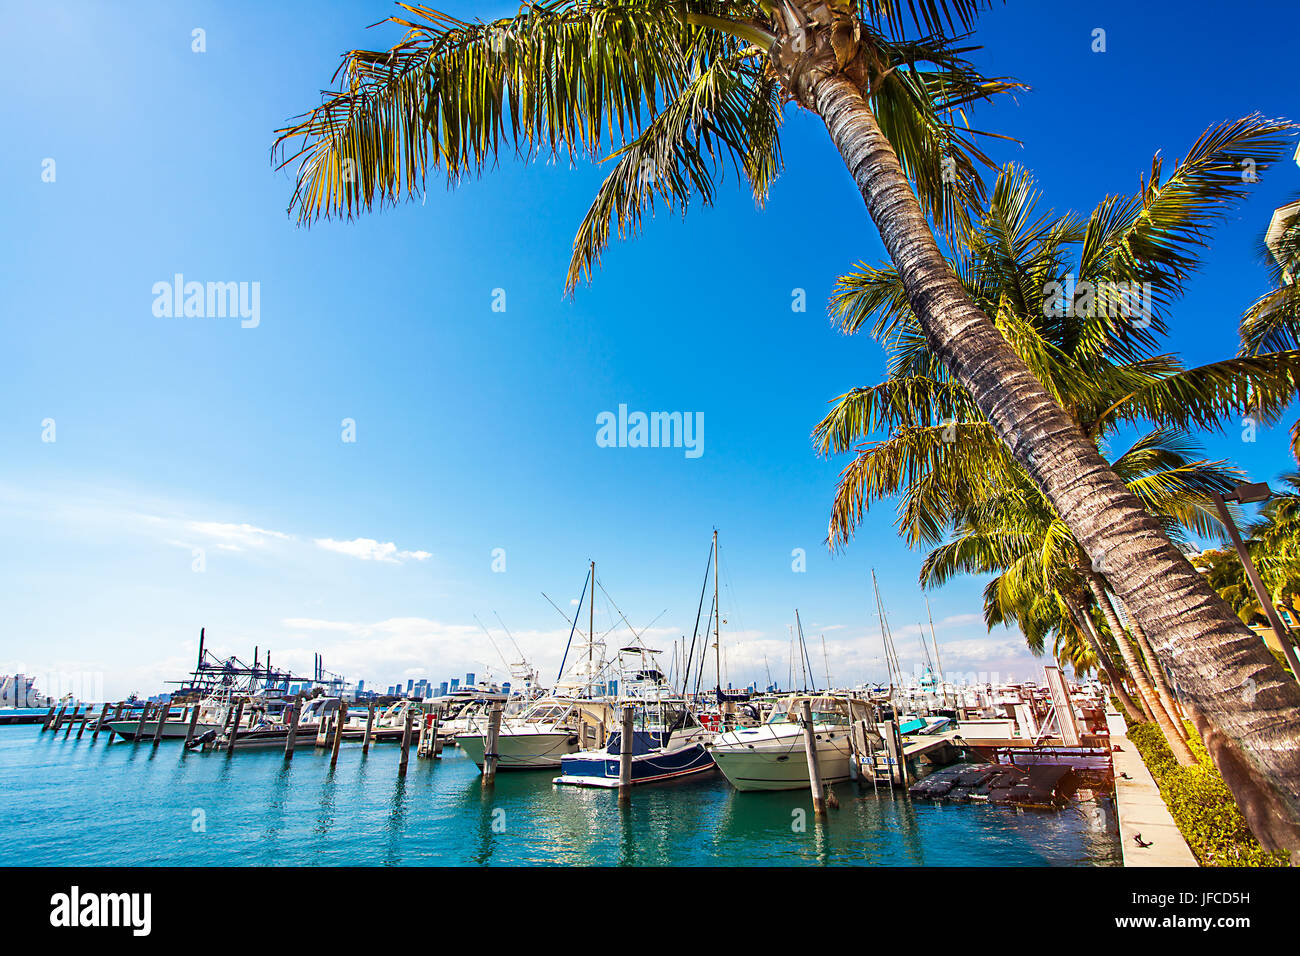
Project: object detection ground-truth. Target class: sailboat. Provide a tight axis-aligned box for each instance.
[457,562,615,771]
[552,647,714,787]
[554,538,722,788]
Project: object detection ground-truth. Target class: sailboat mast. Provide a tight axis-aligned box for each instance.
[794,609,809,692]
[712,529,721,695]
[589,560,595,698]
[925,595,949,709]
[821,634,832,690]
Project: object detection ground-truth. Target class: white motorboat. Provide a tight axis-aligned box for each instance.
[709,693,877,792]
[456,697,614,770]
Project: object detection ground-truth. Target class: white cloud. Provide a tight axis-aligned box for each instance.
[313,537,432,564]
[185,521,292,548]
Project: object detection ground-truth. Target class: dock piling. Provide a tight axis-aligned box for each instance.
[50,702,67,735]
[482,702,502,785]
[183,701,201,749]
[152,701,171,746]
[362,701,375,755]
[800,699,826,816]
[226,699,244,757]
[76,707,92,740]
[618,704,634,804]
[63,704,81,739]
[133,702,151,744]
[330,700,345,768]
[103,702,124,742]
[284,703,300,759]
[399,708,414,777]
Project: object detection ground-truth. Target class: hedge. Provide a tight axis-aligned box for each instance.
[1122,716,1290,867]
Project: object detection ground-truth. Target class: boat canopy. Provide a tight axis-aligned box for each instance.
[772,694,872,723]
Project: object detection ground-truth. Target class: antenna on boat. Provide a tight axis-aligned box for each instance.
[821,634,832,690]
[712,529,721,698]
[472,614,514,674]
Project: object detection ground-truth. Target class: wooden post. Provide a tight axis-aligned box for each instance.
[894,720,910,787]
[184,701,202,748]
[152,701,171,745]
[102,702,123,742]
[362,702,375,755]
[76,706,93,740]
[226,699,244,757]
[800,699,826,815]
[431,712,443,757]
[40,706,55,732]
[882,719,909,788]
[63,704,81,739]
[133,702,151,744]
[317,712,332,748]
[50,702,68,734]
[618,703,634,803]
[330,701,346,768]
[482,702,502,785]
[284,703,300,759]
[399,708,414,777]
[92,703,113,742]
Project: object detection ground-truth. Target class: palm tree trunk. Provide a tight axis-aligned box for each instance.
[806,73,1300,843]
[1086,575,1196,765]
[1128,612,1191,733]
[1064,594,1145,724]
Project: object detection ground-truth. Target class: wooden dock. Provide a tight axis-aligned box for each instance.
[901,729,963,761]
[1105,711,1196,867]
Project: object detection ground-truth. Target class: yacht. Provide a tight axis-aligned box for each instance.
[553,695,714,787]
[709,693,878,792]
[456,697,615,770]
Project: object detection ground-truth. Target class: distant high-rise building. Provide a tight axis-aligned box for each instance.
[466,673,475,687]
[356,680,365,693]
[450,678,460,691]
[438,682,448,697]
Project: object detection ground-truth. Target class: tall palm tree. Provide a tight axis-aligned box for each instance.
[815,151,1300,841]
[275,2,1300,851]
[919,427,1239,763]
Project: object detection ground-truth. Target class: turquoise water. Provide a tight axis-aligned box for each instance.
[1,726,1120,866]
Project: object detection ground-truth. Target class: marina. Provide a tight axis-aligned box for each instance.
[1,620,1146,868]
[0,721,1120,867]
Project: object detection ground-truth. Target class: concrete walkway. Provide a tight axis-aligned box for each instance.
[1106,711,1198,867]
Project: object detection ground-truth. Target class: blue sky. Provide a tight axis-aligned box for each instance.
[2,0,1298,700]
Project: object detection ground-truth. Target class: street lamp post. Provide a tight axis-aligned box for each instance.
[1210,482,1300,684]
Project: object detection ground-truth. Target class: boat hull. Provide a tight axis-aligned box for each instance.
[554,742,715,788]
[106,719,221,741]
[711,727,856,792]
[457,729,582,770]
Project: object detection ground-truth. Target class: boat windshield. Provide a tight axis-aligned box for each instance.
[523,704,570,723]
[768,702,852,726]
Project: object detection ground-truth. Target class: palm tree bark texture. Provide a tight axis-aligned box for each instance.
[781,13,1300,850]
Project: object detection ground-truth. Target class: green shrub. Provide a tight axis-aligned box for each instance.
[1123,719,1290,867]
